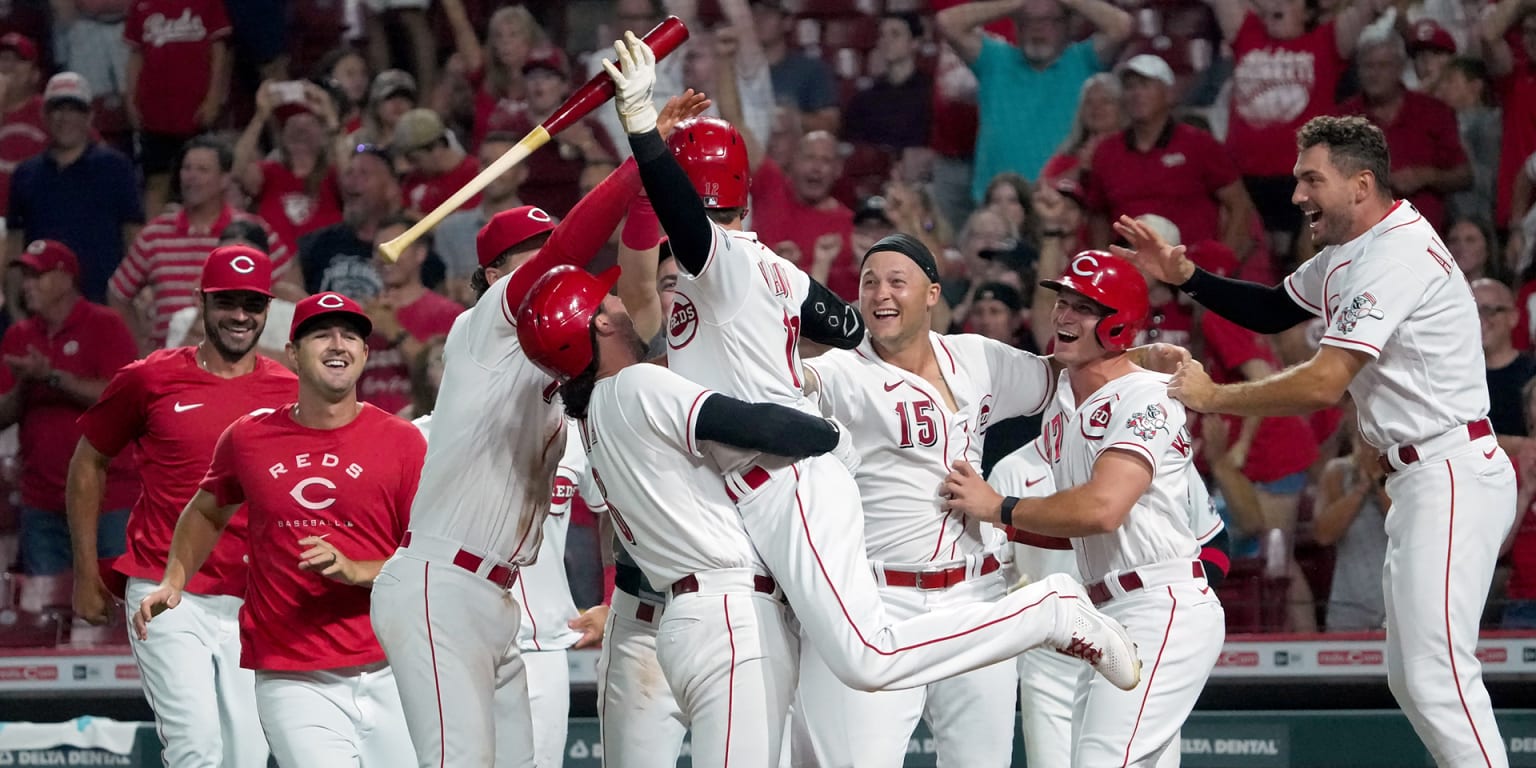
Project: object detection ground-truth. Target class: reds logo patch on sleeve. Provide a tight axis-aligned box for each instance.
[1335,292,1386,334]
[1126,403,1170,441]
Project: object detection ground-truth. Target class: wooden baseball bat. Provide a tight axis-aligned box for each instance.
[378,16,690,262]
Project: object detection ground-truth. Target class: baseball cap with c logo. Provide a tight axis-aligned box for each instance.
[290,291,374,342]
[201,244,275,297]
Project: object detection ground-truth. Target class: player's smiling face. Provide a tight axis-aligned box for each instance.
[1050,289,1109,366]
[1292,144,1358,247]
[289,319,368,398]
[859,249,937,349]
[202,290,270,361]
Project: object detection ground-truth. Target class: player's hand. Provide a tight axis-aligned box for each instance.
[656,89,712,141]
[603,31,659,135]
[298,535,368,586]
[569,605,610,649]
[133,583,182,640]
[1167,359,1216,412]
[941,460,1005,524]
[1109,215,1195,286]
[73,574,118,626]
[827,417,860,475]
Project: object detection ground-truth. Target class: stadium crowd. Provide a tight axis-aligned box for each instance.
[0,0,1532,654]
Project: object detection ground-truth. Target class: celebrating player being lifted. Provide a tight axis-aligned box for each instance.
[1116,115,1517,767]
[943,252,1225,768]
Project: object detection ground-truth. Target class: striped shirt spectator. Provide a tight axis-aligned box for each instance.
[109,205,290,347]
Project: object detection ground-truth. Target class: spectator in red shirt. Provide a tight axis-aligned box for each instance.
[1083,55,1257,259]
[1482,0,1536,230]
[390,108,479,218]
[234,80,345,256]
[1038,72,1124,185]
[1337,34,1470,230]
[0,33,45,217]
[359,214,461,416]
[751,130,857,298]
[124,0,233,218]
[1208,0,1380,256]
[485,48,619,218]
[1,240,139,575]
[439,3,546,150]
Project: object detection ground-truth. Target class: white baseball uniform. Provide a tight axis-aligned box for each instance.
[1283,200,1517,767]
[371,269,567,768]
[596,542,687,768]
[516,427,601,768]
[1038,369,1224,767]
[664,222,1108,693]
[994,436,1224,768]
[793,333,1056,767]
[581,362,799,768]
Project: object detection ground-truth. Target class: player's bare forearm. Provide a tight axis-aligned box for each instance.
[1200,347,1362,416]
[617,241,663,340]
[162,490,235,591]
[65,439,112,577]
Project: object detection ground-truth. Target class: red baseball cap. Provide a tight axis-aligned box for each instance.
[16,239,79,279]
[1407,19,1456,55]
[0,33,37,63]
[201,245,275,296]
[476,206,556,268]
[290,292,373,342]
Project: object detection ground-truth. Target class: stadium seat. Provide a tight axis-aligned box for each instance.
[1217,558,1290,634]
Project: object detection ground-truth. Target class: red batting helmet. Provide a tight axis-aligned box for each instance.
[516,265,621,381]
[667,117,750,209]
[1040,251,1149,350]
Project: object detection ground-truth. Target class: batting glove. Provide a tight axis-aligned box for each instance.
[827,417,861,476]
[602,31,659,135]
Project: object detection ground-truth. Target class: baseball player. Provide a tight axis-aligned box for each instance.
[1116,114,1518,767]
[134,292,424,767]
[368,92,710,768]
[790,233,1056,767]
[943,252,1225,767]
[68,245,293,768]
[606,30,1139,694]
[991,435,1228,768]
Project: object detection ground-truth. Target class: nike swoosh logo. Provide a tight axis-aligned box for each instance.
[883,381,901,392]
[1484,447,1498,459]
[173,402,204,413]
[1025,476,1045,488]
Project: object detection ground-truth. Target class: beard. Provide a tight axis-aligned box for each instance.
[205,316,261,362]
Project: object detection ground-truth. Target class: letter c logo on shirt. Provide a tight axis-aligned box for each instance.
[1071,253,1100,277]
[290,477,337,510]
[230,255,257,274]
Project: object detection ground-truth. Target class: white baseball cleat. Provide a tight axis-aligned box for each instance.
[1043,573,1142,691]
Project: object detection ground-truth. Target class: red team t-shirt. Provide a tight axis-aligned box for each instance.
[358,291,462,415]
[78,348,298,596]
[255,160,343,255]
[749,159,858,300]
[1200,312,1319,482]
[200,404,425,671]
[402,155,481,217]
[124,0,232,136]
[0,95,47,216]
[1227,14,1349,178]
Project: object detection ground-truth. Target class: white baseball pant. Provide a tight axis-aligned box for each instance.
[1072,563,1223,767]
[524,649,570,768]
[729,456,1081,690]
[654,569,798,768]
[371,534,536,768]
[124,577,269,768]
[596,589,686,768]
[1382,442,1516,768]
[1018,648,1183,768]
[793,569,1020,767]
[254,662,414,767]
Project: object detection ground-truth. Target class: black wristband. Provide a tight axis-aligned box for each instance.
[999,496,1020,527]
[1177,266,1212,293]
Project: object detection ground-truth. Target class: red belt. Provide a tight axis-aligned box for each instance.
[725,466,773,502]
[882,554,1001,590]
[1086,561,1204,606]
[671,573,778,597]
[1377,419,1493,475]
[400,531,519,590]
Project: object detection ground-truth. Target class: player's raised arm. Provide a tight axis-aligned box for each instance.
[605,33,717,276]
